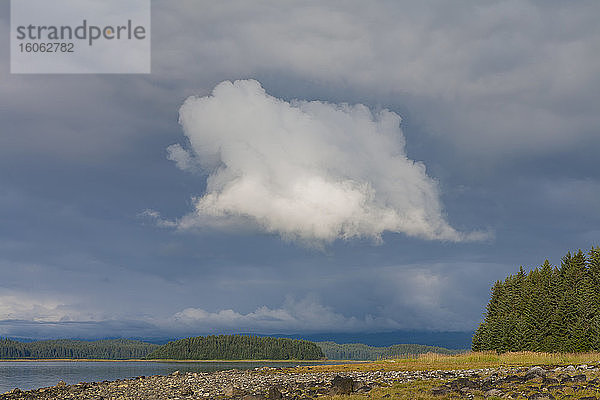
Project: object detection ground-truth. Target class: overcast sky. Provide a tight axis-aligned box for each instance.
[1,1,599,342]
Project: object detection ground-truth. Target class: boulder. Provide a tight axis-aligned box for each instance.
[485,388,503,397]
[525,366,547,381]
[266,386,283,400]
[330,375,354,395]
[224,384,247,397]
[504,375,524,383]
[450,377,479,389]
[242,395,266,400]
[431,386,452,396]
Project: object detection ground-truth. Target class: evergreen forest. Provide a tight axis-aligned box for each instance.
[472,246,600,352]
[145,335,324,360]
[0,338,159,359]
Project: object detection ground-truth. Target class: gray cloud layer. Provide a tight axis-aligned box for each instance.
[153,1,600,160]
[0,0,598,340]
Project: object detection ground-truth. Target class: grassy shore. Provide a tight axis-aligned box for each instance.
[4,351,599,367]
[0,358,352,363]
[296,352,600,400]
[291,351,600,373]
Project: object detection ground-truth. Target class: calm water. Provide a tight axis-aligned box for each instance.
[0,361,334,393]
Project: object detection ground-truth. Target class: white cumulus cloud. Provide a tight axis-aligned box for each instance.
[0,291,100,324]
[169,79,482,244]
[171,296,398,333]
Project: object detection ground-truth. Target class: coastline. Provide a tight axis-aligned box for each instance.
[0,362,495,399]
[3,359,600,399]
[0,358,363,363]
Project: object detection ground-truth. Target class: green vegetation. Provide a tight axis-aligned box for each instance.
[321,374,600,400]
[316,341,463,360]
[473,246,600,352]
[0,338,158,359]
[146,334,324,360]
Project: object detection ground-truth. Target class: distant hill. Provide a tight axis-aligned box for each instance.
[316,341,464,360]
[146,334,324,360]
[275,331,474,349]
[0,338,159,359]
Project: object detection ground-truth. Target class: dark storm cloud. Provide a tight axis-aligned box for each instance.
[151,1,600,159]
[0,0,598,339]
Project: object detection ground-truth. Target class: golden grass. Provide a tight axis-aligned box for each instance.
[290,351,600,373]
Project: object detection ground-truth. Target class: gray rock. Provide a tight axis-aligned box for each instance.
[528,393,555,400]
[485,388,503,397]
[179,386,194,396]
[527,366,546,377]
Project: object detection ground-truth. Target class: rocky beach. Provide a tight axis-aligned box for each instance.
[3,363,600,399]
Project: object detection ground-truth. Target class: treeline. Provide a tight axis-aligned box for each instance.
[0,338,159,359]
[146,335,324,360]
[0,336,464,361]
[473,247,600,352]
[316,341,463,360]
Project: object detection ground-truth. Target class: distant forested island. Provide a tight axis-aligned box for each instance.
[0,335,462,361]
[0,338,158,359]
[315,341,463,360]
[145,335,324,360]
[473,246,600,352]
